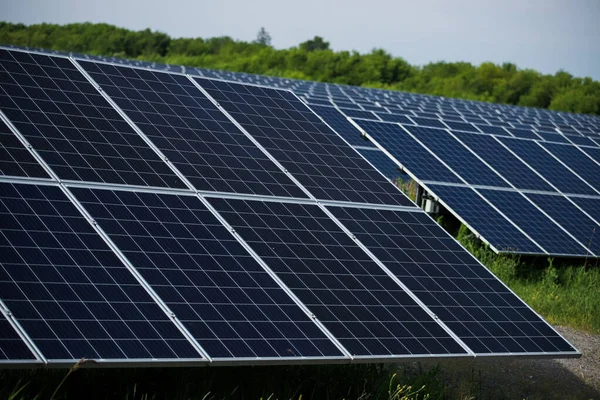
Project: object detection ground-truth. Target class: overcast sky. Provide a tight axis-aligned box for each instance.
[2,0,599,79]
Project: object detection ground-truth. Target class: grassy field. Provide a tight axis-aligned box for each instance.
[455,224,600,334]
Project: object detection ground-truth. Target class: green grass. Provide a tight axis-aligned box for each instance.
[456,224,600,334]
[2,363,444,400]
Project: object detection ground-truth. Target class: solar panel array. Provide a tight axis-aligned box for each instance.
[0,46,580,366]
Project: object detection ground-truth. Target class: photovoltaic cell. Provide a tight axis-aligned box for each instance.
[375,112,413,125]
[505,128,540,140]
[405,126,510,187]
[327,206,576,354]
[409,116,447,129]
[0,312,36,360]
[197,78,413,207]
[443,120,478,132]
[539,142,600,193]
[498,137,597,196]
[79,62,307,199]
[451,132,555,192]
[356,149,406,182]
[569,197,600,224]
[308,104,376,147]
[72,188,342,359]
[0,118,49,178]
[355,119,463,183]
[427,185,542,253]
[479,189,588,256]
[338,108,377,120]
[0,50,185,188]
[524,194,599,255]
[474,124,509,136]
[0,182,199,361]
[209,198,466,357]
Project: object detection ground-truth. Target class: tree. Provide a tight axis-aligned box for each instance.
[255,27,271,46]
[299,36,330,52]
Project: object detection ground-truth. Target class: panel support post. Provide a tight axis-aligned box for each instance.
[416,184,424,208]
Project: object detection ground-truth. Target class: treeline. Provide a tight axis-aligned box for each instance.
[1,22,599,115]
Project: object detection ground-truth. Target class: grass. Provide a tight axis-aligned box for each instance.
[455,224,600,334]
[2,363,445,400]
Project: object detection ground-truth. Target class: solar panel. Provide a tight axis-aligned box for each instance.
[356,148,406,182]
[505,128,541,140]
[0,311,37,361]
[0,50,185,188]
[307,104,376,147]
[375,112,413,125]
[196,78,413,207]
[209,198,467,357]
[479,189,589,256]
[0,182,201,362]
[403,126,510,187]
[538,142,600,193]
[355,119,463,183]
[451,131,555,192]
[475,124,509,136]
[498,137,597,196]
[0,118,49,179]
[524,194,599,255]
[72,187,342,360]
[443,120,478,132]
[409,116,447,129]
[79,62,307,199]
[338,108,378,120]
[427,185,543,254]
[327,206,577,354]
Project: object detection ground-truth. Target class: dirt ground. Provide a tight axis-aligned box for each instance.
[414,326,600,399]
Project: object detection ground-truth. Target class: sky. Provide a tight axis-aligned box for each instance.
[2,0,600,79]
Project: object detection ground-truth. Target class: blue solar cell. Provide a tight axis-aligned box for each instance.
[409,116,447,129]
[338,108,377,120]
[525,194,599,255]
[569,197,600,225]
[0,313,36,360]
[79,62,307,199]
[73,188,342,359]
[210,198,466,357]
[451,131,554,192]
[305,98,333,106]
[375,113,413,125]
[498,137,597,196]
[474,124,509,136]
[0,50,185,188]
[536,131,570,143]
[356,148,407,182]
[327,206,575,354]
[539,142,600,193]
[355,120,463,183]
[580,146,600,165]
[565,135,598,147]
[0,118,49,178]
[443,120,478,132]
[308,104,376,147]
[405,126,510,187]
[0,182,200,361]
[197,78,414,207]
[479,189,588,256]
[505,128,540,140]
[427,185,542,253]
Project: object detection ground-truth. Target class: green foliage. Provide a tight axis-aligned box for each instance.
[1,22,599,114]
[457,226,600,333]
